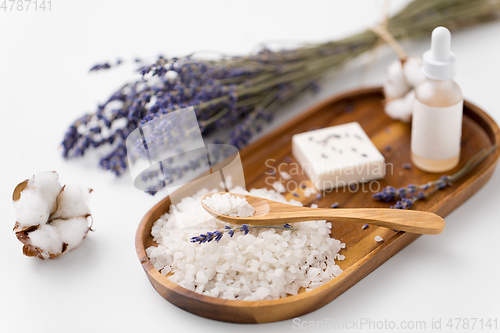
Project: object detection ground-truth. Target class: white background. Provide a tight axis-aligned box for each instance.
[1,1,500,332]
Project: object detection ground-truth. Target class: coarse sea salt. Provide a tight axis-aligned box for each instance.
[272,181,286,193]
[303,186,317,197]
[147,186,345,301]
[202,193,255,217]
[279,171,292,180]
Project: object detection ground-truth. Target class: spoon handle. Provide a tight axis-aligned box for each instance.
[281,208,445,235]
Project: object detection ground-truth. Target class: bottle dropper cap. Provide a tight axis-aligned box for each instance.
[422,26,457,80]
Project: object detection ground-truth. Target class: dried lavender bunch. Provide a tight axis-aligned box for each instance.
[62,0,500,183]
[374,144,498,209]
[190,223,294,244]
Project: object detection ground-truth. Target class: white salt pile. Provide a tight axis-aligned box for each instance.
[303,186,317,197]
[147,186,345,301]
[272,181,286,193]
[202,192,255,217]
[279,171,292,180]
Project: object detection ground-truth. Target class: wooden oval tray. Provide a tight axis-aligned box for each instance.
[136,86,500,323]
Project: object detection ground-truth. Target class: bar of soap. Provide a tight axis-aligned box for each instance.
[292,122,385,190]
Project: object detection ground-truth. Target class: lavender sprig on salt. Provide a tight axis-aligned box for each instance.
[194,193,293,244]
[147,186,345,301]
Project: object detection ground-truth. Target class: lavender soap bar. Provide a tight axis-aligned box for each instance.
[292,122,385,191]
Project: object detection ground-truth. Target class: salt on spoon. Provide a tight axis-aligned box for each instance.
[147,186,345,301]
[202,192,255,218]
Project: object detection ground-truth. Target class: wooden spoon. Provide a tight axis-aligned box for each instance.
[201,192,445,235]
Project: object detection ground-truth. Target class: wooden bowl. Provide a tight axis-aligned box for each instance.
[136,87,500,323]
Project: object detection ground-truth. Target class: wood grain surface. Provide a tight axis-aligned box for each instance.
[136,86,500,323]
[201,192,445,235]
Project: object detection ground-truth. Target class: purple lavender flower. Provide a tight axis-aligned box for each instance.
[373,186,397,202]
[240,224,250,235]
[374,144,498,209]
[191,223,296,244]
[89,62,111,72]
[436,181,448,190]
[62,0,500,195]
[62,36,376,188]
[408,184,418,193]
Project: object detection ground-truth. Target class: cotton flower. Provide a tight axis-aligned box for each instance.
[383,57,425,122]
[12,171,93,260]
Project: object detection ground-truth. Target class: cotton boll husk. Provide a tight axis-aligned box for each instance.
[13,171,62,230]
[25,224,64,259]
[17,217,90,259]
[50,183,92,220]
[384,90,415,123]
[12,171,93,259]
[383,59,410,99]
[403,57,425,87]
[13,190,53,230]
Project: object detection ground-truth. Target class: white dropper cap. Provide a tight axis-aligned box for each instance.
[422,26,457,80]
